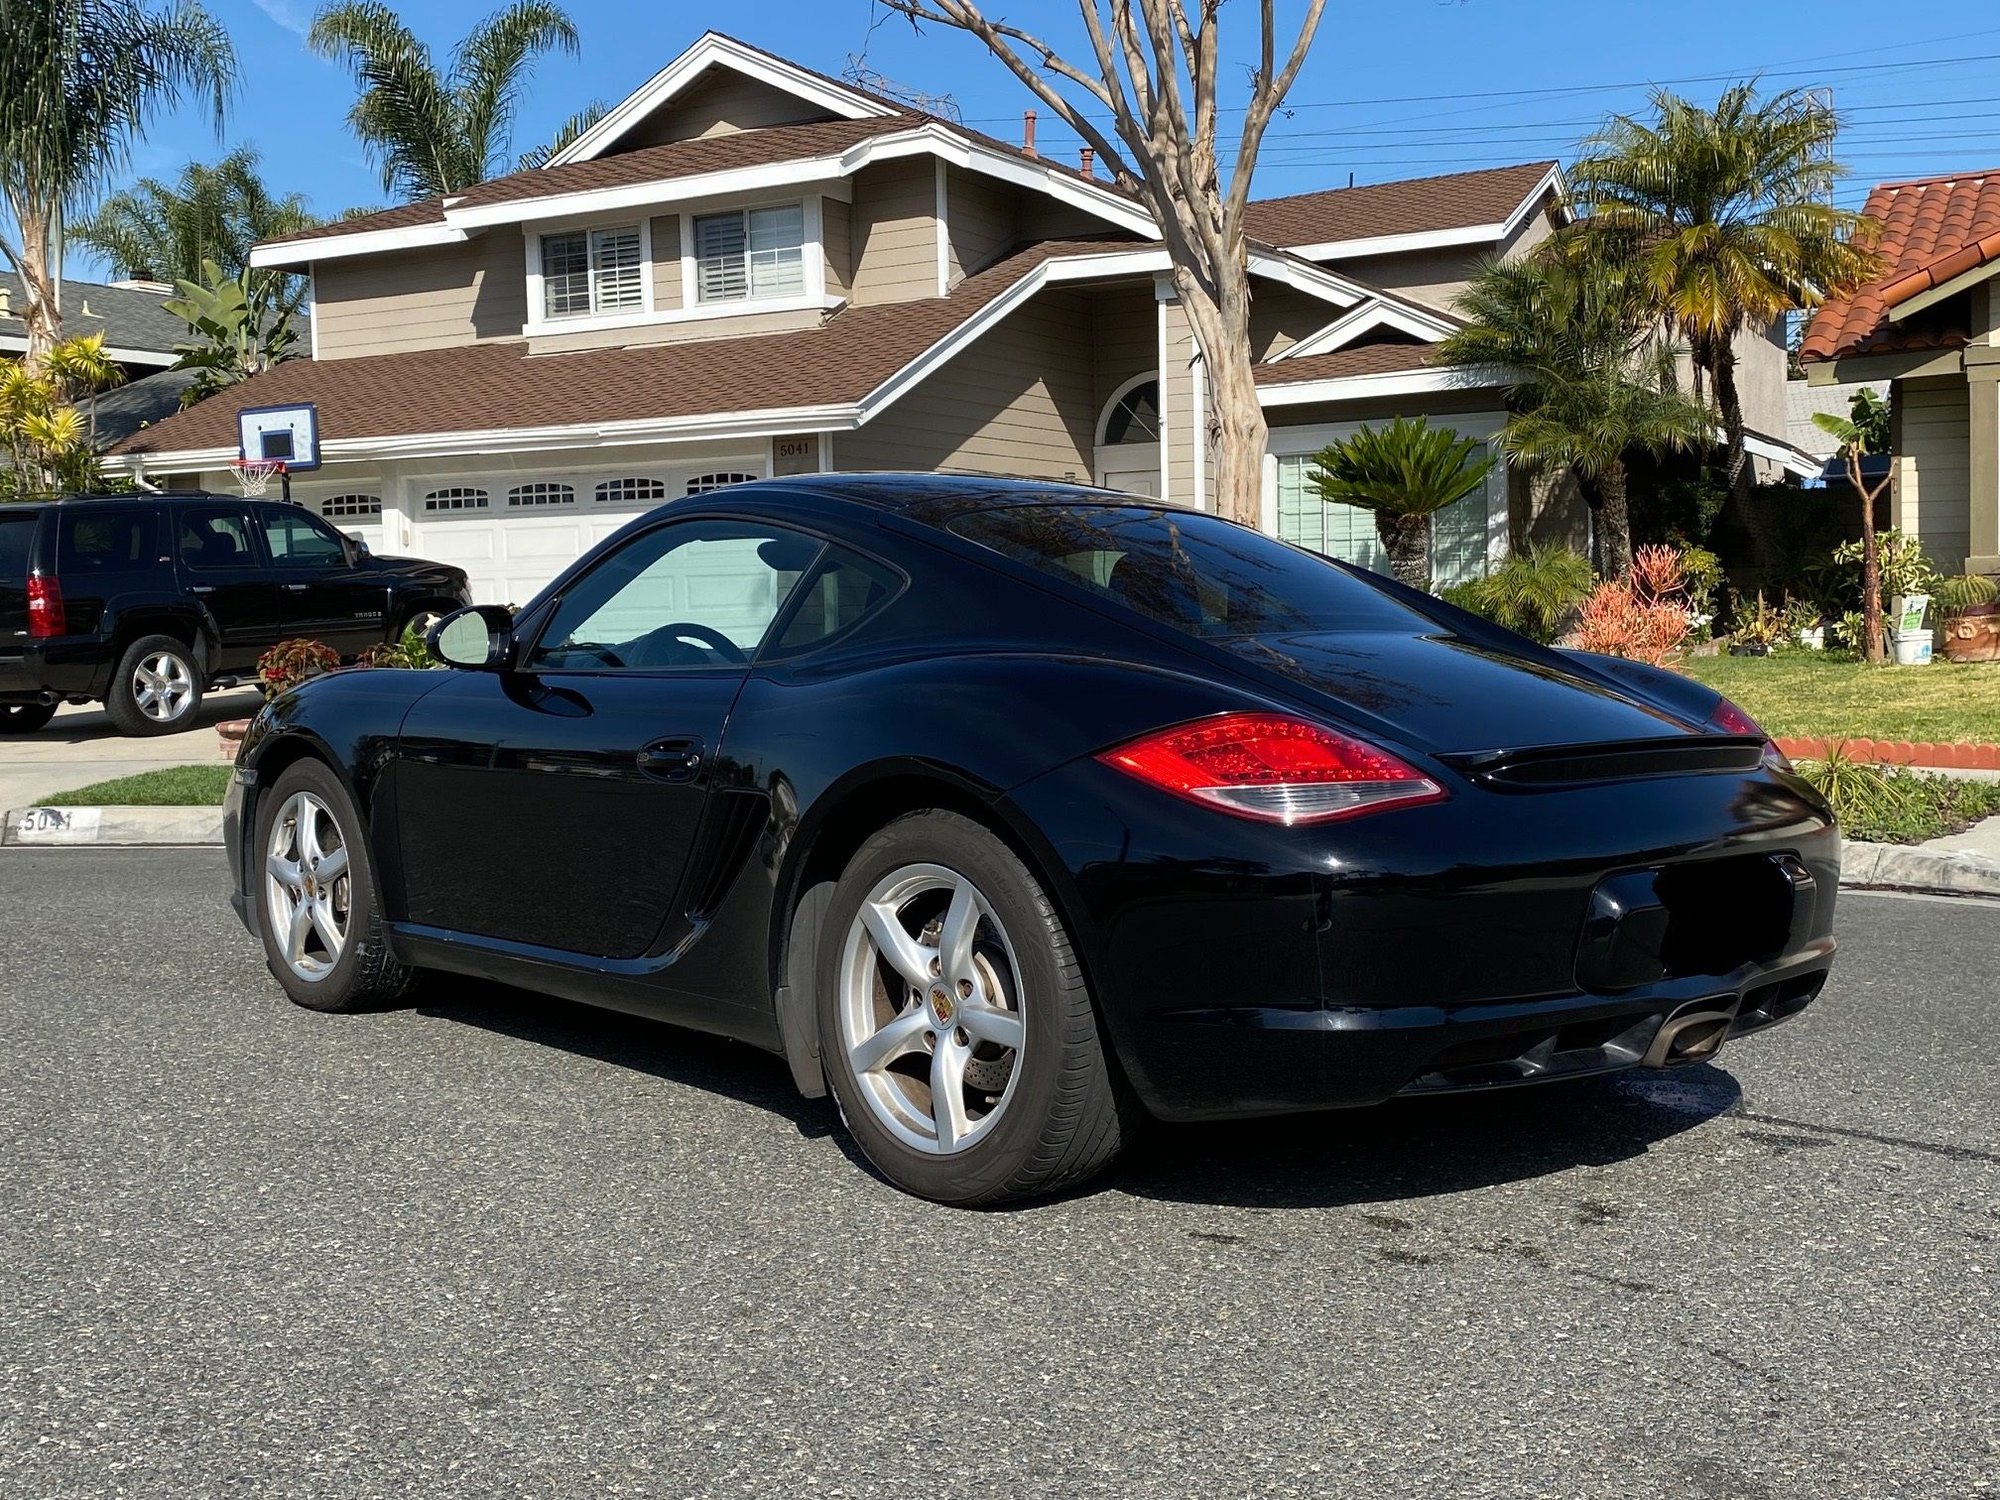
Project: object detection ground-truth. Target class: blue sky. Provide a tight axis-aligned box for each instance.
[69,0,2000,281]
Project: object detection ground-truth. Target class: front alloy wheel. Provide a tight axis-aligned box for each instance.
[838,863,1028,1154]
[264,790,351,983]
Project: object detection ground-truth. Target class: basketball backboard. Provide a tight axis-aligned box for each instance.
[236,403,321,471]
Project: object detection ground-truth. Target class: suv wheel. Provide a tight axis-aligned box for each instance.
[106,634,203,736]
[0,703,57,734]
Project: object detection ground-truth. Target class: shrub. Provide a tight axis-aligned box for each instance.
[1801,747,2000,844]
[257,638,340,698]
[1573,544,1691,664]
[1439,545,1593,644]
[357,623,433,669]
[1833,528,1938,605]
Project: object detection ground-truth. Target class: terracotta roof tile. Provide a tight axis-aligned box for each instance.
[113,241,1138,458]
[1243,161,1557,250]
[1800,167,2000,362]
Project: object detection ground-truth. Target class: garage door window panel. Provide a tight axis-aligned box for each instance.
[529,520,824,672]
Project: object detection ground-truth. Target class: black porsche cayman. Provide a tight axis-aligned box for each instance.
[226,475,1837,1204]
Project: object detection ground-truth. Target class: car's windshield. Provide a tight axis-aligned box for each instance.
[947,503,1434,639]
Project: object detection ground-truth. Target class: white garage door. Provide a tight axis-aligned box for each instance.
[304,491,387,559]
[405,467,763,606]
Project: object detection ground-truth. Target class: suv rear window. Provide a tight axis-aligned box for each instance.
[0,513,32,585]
[58,509,154,573]
[947,503,1429,639]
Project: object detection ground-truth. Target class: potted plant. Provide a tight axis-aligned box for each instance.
[1836,530,1938,666]
[1728,593,1786,657]
[1937,573,2000,663]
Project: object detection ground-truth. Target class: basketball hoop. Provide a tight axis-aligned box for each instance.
[231,458,285,497]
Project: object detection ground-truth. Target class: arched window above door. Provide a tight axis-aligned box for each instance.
[1099,377,1161,446]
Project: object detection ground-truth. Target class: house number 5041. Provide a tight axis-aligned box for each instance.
[776,439,813,460]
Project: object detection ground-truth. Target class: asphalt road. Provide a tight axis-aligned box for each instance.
[1,849,1995,1499]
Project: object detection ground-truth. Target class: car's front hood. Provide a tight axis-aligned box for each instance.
[1212,630,1695,755]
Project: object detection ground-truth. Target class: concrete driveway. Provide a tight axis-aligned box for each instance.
[0,689,262,808]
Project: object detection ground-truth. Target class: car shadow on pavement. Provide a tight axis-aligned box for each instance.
[37,689,265,745]
[1107,1067,1743,1210]
[413,973,1742,1208]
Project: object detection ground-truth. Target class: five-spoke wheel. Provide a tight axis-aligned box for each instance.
[264,789,351,983]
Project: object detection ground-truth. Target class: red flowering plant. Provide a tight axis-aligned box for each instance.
[256,638,341,699]
[1572,545,1693,666]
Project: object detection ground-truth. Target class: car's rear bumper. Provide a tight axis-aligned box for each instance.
[0,640,108,702]
[1005,755,1840,1121]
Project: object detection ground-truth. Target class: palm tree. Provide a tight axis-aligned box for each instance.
[516,101,607,171]
[71,148,319,322]
[1308,417,1497,592]
[0,0,234,367]
[1566,83,1877,565]
[1436,253,1711,580]
[309,1,582,200]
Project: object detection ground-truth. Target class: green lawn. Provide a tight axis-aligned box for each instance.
[43,764,232,807]
[1682,653,2000,744]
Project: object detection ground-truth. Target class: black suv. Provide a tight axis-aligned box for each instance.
[1,494,471,736]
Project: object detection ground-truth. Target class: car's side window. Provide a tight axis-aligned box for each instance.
[763,548,901,659]
[176,506,260,571]
[528,519,824,672]
[259,508,347,569]
[58,509,155,574]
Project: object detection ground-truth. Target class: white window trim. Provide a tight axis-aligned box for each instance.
[1264,413,1509,572]
[680,195,825,314]
[524,213,656,335]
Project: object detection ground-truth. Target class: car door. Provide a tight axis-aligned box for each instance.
[172,502,281,672]
[392,516,827,960]
[256,503,386,658]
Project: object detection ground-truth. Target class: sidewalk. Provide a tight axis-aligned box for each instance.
[0,690,260,809]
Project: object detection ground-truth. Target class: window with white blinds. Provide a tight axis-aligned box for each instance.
[685,472,759,495]
[540,225,643,319]
[507,482,576,508]
[594,477,670,505]
[693,204,805,303]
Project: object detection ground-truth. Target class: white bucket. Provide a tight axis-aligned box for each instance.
[1889,627,1933,666]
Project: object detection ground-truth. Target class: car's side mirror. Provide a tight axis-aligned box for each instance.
[348,536,371,560]
[428,604,515,670]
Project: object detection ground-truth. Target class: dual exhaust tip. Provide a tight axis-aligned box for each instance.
[1641,1004,1736,1069]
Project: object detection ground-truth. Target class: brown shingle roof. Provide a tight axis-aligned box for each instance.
[1251,341,1441,385]
[1244,161,1557,251]
[113,241,1139,458]
[1801,168,2000,362]
[263,198,447,247]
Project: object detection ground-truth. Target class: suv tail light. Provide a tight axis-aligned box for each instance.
[1708,696,1790,770]
[26,574,64,639]
[1096,712,1447,825]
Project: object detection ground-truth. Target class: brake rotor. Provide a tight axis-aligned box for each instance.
[962,948,1019,1094]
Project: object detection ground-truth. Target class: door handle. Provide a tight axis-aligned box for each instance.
[282,583,310,592]
[189,585,215,595]
[636,738,704,782]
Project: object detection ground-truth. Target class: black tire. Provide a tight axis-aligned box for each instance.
[0,703,57,734]
[253,759,414,1013]
[817,809,1139,1206]
[105,633,203,737]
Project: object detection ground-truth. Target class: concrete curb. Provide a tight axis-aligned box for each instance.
[4,805,223,847]
[1840,839,2000,899]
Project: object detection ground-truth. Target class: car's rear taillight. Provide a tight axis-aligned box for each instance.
[1095,712,1447,825]
[26,575,64,639]
[1708,696,1790,770]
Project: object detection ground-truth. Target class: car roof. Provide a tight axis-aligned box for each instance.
[748,472,1150,513]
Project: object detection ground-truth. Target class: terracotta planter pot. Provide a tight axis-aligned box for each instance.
[1943,613,2000,664]
[217,716,253,760]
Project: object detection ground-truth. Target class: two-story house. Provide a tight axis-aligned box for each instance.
[111,32,1614,605]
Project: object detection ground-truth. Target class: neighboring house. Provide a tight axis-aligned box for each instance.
[104,31,1780,603]
[1786,378,1890,485]
[0,273,184,378]
[1801,168,2000,575]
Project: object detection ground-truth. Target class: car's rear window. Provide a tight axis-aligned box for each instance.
[947,503,1432,639]
[0,513,33,585]
[58,508,154,573]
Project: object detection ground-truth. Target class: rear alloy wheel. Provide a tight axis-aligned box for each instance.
[0,703,57,734]
[106,633,202,736]
[255,759,413,1012]
[819,810,1138,1205]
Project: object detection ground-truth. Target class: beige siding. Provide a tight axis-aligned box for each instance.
[651,214,682,311]
[822,195,852,301]
[525,305,825,355]
[312,233,526,358]
[838,289,1094,477]
[1334,191,1558,317]
[1892,374,1973,570]
[1089,281,1157,427]
[945,166,1016,284]
[1161,298,1204,507]
[849,158,940,304]
[1248,284,1338,361]
[1021,197,1107,243]
[617,68,836,149]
